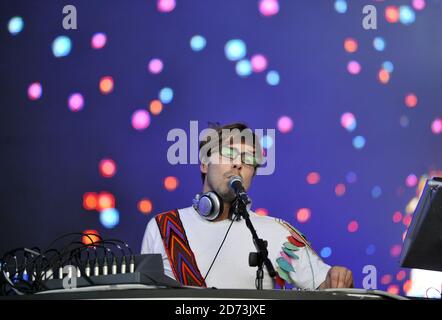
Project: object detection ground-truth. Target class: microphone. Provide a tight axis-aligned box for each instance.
[229,176,249,203]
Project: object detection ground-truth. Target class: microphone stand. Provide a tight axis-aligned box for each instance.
[232,194,277,290]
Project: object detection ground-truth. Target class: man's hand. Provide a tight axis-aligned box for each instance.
[319,266,354,289]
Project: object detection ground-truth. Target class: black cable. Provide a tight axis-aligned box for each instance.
[203,210,240,281]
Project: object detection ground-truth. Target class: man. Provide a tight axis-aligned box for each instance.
[141,122,353,289]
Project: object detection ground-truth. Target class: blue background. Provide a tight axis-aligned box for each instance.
[1,0,441,295]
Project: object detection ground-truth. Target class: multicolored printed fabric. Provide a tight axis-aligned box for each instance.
[155,209,207,287]
[274,219,314,289]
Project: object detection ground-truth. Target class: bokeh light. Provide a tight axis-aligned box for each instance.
[335,183,346,197]
[148,58,164,74]
[82,230,100,245]
[68,93,84,112]
[340,112,357,132]
[387,284,400,295]
[52,35,72,58]
[251,54,268,73]
[392,211,403,223]
[99,76,114,94]
[296,208,311,223]
[390,244,402,257]
[224,39,247,61]
[412,0,426,11]
[344,38,358,53]
[266,70,280,86]
[396,270,406,281]
[8,16,24,36]
[99,158,117,178]
[347,220,359,233]
[306,172,320,185]
[159,87,174,104]
[91,32,107,49]
[399,6,416,25]
[236,59,253,77]
[277,116,293,133]
[97,192,116,211]
[378,69,390,84]
[347,60,361,75]
[259,0,279,17]
[381,274,392,285]
[405,174,418,187]
[431,118,442,134]
[131,109,151,131]
[138,198,153,215]
[83,192,98,211]
[149,99,163,115]
[334,0,347,14]
[320,247,332,258]
[373,37,386,51]
[403,214,413,227]
[385,6,400,23]
[157,0,176,13]
[260,135,274,149]
[405,93,418,108]
[352,136,366,149]
[255,208,269,216]
[100,208,120,229]
[382,61,394,73]
[190,35,206,51]
[346,171,357,184]
[164,176,179,191]
[371,186,382,199]
[399,115,410,128]
[27,82,42,100]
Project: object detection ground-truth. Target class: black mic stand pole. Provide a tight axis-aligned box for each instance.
[232,195,277,290]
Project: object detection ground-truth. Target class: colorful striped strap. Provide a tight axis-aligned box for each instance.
[155,209,207,287]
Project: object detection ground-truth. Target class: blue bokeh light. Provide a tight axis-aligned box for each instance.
[353,136,366,149]
[334,0,347,14]
[8,16,24,35]
[190,35,207,51]
[266,70,280,86]
[52,36,72,57]
[99,208,120,229]
[235,59,252,77]
[159,87,174,104]
[224,39,247,61]
[320,247,332,258]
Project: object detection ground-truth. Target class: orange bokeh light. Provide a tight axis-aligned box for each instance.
[255,208,269,216]
[385,6,399,23]
[83,192,98,210]
[138,198,153,214]
[164,176,179,191]
[378,69,390,84]
[296,208,311,223]
[99,158,117,178]
[99,76,114,94]
[344,38,358,53]
[82,230,100,245]
[149,99,163,115]
[405,93,418,108]
[97,192,116,211]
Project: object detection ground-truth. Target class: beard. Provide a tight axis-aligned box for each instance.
[207,174,236,202]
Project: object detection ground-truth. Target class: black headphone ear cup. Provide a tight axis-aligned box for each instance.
[193,192,223,221]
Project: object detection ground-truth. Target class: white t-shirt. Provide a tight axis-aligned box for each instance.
[141,206,330,290]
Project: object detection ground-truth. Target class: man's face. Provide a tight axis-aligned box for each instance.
[201,142,256,202]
